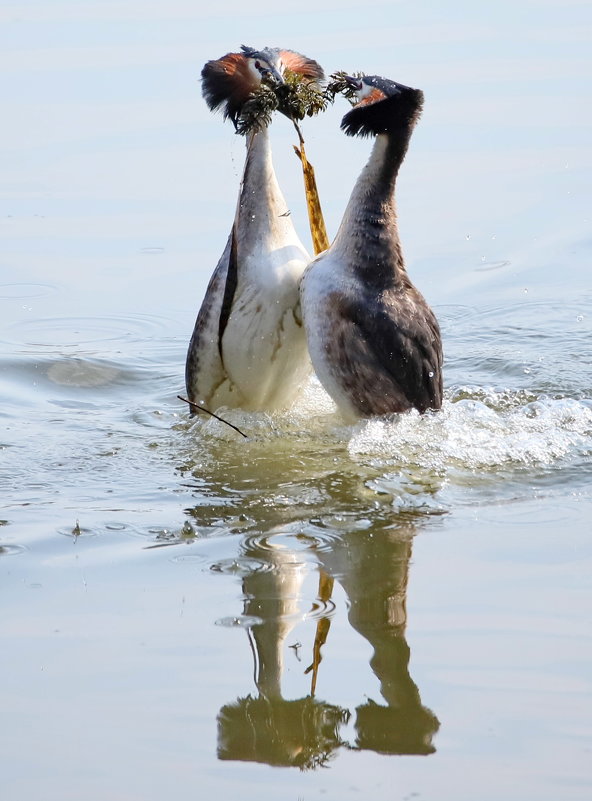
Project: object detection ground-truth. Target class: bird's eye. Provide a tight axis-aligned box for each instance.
[255,60,261,70]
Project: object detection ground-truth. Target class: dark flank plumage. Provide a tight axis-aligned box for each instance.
[300,75,443,420]
[185,46,325,412]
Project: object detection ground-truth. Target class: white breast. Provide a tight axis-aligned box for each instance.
[300,252,362,420]
[221,244,311,410]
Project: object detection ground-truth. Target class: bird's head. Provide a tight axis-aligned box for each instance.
[240,45,286,88]
[201,46,325,131]
[339,74,424,138]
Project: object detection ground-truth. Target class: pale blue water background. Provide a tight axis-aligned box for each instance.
[1,1,591,799]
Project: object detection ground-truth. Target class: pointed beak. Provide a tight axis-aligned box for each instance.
[344,75,363,91]
[260,65,284,86]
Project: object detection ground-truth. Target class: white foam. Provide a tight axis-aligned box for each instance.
[348,389,592,471]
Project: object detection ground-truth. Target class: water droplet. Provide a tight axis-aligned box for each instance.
[576,314,584,322]
[465,234,471,240]
[428,371,434,378]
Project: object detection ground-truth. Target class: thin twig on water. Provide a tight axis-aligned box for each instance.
[177,395,248,438]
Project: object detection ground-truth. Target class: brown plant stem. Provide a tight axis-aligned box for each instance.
[177,395,248,438]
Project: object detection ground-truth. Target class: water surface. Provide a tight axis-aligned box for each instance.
[1,2,591,800]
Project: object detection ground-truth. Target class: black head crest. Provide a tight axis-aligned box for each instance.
[341,76,424,138]
[240,44,260,59]
[240,45,279,65]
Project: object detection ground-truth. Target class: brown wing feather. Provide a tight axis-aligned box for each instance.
[278,50,325,83]
[201,52,259,124]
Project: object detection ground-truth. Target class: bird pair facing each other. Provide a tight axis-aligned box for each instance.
[185,46,443,422]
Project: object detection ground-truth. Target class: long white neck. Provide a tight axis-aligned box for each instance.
[233,127,294,255]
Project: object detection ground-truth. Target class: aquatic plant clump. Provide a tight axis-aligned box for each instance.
[326,71,365,105]
[277,70,329,119]
[236,84,278,134]
[236,71,329,135]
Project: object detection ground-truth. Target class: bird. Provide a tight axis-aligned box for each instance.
[299,74,443,420]
[185,46,325,413]
[200,45,325,131]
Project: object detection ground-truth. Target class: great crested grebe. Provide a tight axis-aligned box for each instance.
[185,46,324,411]
[300,75,443,420]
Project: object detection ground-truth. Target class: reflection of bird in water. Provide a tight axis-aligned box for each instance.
[185,46,324,412]
[217,694,347,769]
[300,75,443,420]
[318,522,440,755]
[215,519,439,768]
[217,530,348,769]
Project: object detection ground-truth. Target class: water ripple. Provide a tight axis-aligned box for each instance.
[0,282,58,299]
[3,313,169,348]
[57,523,96,539]
[306,597,337,620]
[209,557,275,576]
[0,543,26,557]
[243,530,343,556]
[474,259,511,272]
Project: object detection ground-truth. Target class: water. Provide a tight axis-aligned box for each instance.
[1,2,592,799]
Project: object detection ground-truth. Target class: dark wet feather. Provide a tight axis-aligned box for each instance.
[217,226,239,360]
[325,287,443,416]
[185,233,231,400]
[342,86,424,138]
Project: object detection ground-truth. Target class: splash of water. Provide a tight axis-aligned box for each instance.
[348,388,592,471]
[175,378,592,526]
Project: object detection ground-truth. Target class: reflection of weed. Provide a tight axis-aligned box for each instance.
[218,694,350,770]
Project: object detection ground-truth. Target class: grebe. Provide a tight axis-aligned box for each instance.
[300,75,442,420]
[185,46,324,411]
